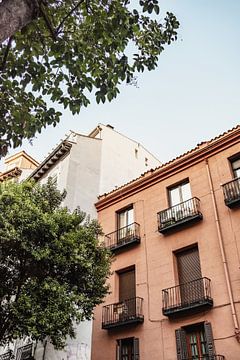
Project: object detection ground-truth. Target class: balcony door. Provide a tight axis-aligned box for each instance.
[117,207,134,242]
[232,158,240,178]
[119,268,136,318]
[116,338,139,360]
[176,246,203,305]
[169,181,191,207]
[176,322,215,360]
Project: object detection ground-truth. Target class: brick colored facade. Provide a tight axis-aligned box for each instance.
[92,126,240,360]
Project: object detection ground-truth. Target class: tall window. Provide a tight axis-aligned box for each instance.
[118,206,133,229]
[169,181,192,206]
[176,246,203,304]
[176,322,215,360]
[231,158,240,178]
[116,338,139,360]
[117,206,134,240]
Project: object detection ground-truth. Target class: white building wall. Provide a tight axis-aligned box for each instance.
[4,124,161,360]
[97,124,161,195]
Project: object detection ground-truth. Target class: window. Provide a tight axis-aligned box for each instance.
[116,338,139,360]
[118,206,133,228]
[117,206,134,240]
[176,322,215,360]
[176,246,203,304]
[118,268,136,302]
[169,181,192,206]
[231,158,240,178]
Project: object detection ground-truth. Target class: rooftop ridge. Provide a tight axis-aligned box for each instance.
[97,124,240,200]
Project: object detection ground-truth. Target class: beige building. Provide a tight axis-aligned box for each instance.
[92,126,240,360]
[0,151,39,182]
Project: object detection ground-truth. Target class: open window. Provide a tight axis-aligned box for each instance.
[176,322,215,359]
[116,337,139,360]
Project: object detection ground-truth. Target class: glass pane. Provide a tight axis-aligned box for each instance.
[119,211,127,229]
[232,159,240,170]
[181,182,192,202]
[234,168,240,178]
[169,187,181,206]
[127,208,133,225]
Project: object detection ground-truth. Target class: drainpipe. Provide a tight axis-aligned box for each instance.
[205,159,240,342]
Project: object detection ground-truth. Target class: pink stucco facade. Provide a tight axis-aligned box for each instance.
[92,127,240,360]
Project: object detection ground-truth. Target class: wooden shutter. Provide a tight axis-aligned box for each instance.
[175,328,188,360]
[119,269,136,302]
[133,338,140,360]
[177,247,202,284]
[116,340,121,360]
[204,322,215,357]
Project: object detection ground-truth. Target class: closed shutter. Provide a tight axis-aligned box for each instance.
[177,247,202,284]
[175,328,188,360]
[204,322,215,357]
[177,247,203,304]
[133,338,140,360]
[119,269,136,301]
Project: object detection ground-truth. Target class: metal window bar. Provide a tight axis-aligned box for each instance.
[222,177,240,203]
[104,223,140,249]
[102,297,143,327]
[158,197,202,230]
[162,277,212,311]
[15,344,33,360]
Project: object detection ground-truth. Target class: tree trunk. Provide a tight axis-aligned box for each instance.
[0,0,39,44]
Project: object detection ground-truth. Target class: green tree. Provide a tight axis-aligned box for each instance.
[0,179,111,349]
[0,0,179,156]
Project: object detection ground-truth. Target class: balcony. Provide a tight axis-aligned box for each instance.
[222,177,240,208]
[158,197,203,234]
[0,352,12,360]
[15,344,33,360]
[102,297,144,329]
[183,356,225,360]
[162,277,213,317]
[104,223,140,253]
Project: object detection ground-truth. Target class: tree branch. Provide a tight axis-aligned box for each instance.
[0,36,13,72]
[38,1,57,41]
[56,0,85,35]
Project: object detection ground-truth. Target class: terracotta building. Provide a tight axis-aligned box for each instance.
[92,126,240,360]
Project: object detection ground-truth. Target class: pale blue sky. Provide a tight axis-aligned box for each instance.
[2,0,240,167]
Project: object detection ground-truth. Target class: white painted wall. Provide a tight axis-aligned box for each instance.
[2,125,161,360]
[96,124,161,195]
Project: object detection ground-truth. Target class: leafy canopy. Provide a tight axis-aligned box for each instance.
[0,0,179,155]
[0,179,111,349]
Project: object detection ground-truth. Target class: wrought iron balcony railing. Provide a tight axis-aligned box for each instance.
[104,222,140,252]
[162,277,213,317]
[0,352,12,360]
[102,297,144,329]
[15,344,33,360]
[183,356,225,360]
[222,177,240,208]
[158,197,203,234]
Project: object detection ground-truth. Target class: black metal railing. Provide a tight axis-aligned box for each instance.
[183,356,225,360]
[104,222,140,251]
[222,177,240,207]
[162,277,213,316]
[15,344,33,360]
[102,297,144,329]
[0,352,12,360]
[158,197,202,233]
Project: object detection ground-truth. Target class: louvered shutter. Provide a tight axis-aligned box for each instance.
[175,328,188,360]
[204,322,215,357]
[116,340,121,360]
[133,338,140,360]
